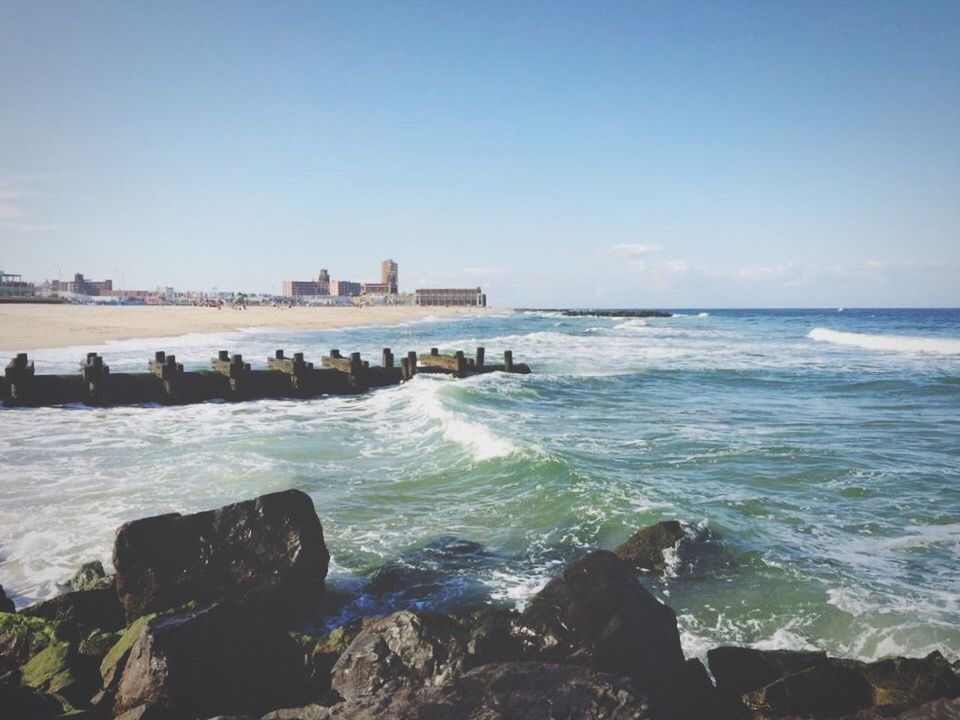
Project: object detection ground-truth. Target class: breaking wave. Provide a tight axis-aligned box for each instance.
[808,328,960,355]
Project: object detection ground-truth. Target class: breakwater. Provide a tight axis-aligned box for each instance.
[1,346,531,408]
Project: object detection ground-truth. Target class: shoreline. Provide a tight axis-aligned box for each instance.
[0,304,494,352]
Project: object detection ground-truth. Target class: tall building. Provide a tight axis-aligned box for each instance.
[380,259,398,294]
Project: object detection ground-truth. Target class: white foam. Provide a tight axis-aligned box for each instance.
[809,328,960,355]
[406,377,521,462]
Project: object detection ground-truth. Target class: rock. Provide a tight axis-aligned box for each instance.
[68,560,112,592]
[615,520,685,575]
[323,661,653,719]
[363,537,499,616]
[18,633,101,710]
[0,585,14,613]
[330,610,467,701]
[0,681,65,720]
[0,611,76,666]
[99,613,157,699]
[743,662,874,718]
[21,587,124,632]
[862,651,960,709]
[459,606,522,669]
[261,704,331,719]
[113,601,309,717]
[113,489,330,622]
[854,696,960,718]
[294,618,371,696]
[707,646,828,700]
[514,550,686,701]
[672,658,723,719]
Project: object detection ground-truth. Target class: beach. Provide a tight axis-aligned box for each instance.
[0,303,487,351]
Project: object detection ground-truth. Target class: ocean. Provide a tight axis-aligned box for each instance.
[1,308,958,663]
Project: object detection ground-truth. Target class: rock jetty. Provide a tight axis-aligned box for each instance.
[0,493,957,719]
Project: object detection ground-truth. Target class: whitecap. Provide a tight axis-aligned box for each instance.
[808,328,960,355]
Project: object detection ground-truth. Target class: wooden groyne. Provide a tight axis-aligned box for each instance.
[1,347,530,408]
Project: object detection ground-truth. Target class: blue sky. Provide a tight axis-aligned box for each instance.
[1,1,958,307]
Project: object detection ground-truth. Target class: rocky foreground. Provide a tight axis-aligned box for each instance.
[1,492,958,720]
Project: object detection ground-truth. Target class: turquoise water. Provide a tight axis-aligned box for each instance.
[1,309,959,662]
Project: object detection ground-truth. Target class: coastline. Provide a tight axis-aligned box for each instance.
[0,304,492,352]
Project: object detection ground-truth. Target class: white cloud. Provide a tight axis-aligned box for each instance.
[463,266,511,276]
[607,243,663,257]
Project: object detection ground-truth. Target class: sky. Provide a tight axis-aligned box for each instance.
[1,0,958,307]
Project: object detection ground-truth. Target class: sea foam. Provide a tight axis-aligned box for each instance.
[809,328,960,355]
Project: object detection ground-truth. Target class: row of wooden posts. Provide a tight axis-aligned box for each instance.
[1,347,530,408]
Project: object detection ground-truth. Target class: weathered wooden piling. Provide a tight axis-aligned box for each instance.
[82,353,110,405]
[268,350,315,393]
[504,350,514,373]
[3,345,530,408]
[5,353,36,406]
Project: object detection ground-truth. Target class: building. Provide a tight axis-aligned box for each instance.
[52,273,113,296]
[361,282,392,295]
[380,259,399,294]
[0,271,35,298]
[282,269,331,297]
[415,287,486,307]
[330,280,362,297]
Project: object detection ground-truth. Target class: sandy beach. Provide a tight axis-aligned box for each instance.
[0,304,490,351]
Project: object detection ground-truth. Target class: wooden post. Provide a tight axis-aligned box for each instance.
[454,350,466,378]
[382,348,394,368]
[504,350,514,373]
[401,356,411,381]
[82,353,110,405]
[4,353,36,406]
[476,346,485,368]
[430,347,439,356]
[407,351,417,377]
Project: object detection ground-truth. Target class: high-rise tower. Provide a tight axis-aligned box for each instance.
[380,259,399,294]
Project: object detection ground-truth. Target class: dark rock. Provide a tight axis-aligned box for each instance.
[21,587,124,632]
[559,309,673,319]
[295,618,371,696]
[363,537,498,616]
[113,489,330,622]
[0,585,14,613]
[862,651,960,709]
[115,704,181,720]
[459,606,522,669]
[261,705,331,719]
[615,520,686,575]
[514,550,685,701]
[743,662,874,718]
[707,646,829,700]
[671,658,724,719]
[0,681,65,720]
[850,696,960,719]
[323,661,653,719]
[68,560,112,592]
[330,610,467,701]
[113,601,309,718]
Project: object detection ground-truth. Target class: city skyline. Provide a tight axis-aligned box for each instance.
[1,2,958,307]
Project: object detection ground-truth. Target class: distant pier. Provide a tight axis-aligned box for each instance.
[1,347,530,408]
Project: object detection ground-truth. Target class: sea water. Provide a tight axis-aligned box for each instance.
[1,308,958,663]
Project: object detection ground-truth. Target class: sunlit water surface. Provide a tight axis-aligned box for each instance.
[1,308,958,662]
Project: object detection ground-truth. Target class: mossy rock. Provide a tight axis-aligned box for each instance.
[0,611,73,665]
[100,614,155,681]
[69,561,111,592]
[21,639,74,693]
